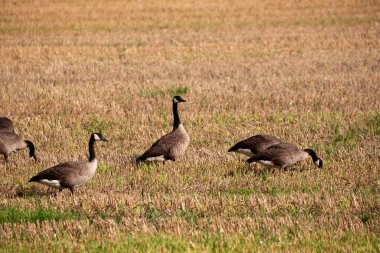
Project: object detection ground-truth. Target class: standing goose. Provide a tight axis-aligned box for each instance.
[0,117,37,162]
[28,133,108,194]
[136,96,190,163]
[228,134,282,157]
[246,143,323,170]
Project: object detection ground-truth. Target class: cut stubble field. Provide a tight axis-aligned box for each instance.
[0,0,379,252]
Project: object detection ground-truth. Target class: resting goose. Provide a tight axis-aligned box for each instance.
[136,96,190,163]
[29,133,108,194]
[246,143,323,170]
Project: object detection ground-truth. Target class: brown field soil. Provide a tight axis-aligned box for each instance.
[0,0,379,252]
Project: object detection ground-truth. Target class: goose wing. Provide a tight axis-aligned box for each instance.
[137,132,178,161]
[29,161,83,182]
[229,135,281,153]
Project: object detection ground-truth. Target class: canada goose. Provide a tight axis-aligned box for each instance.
[228,134,282,157]
[0,117,37,162]
[246,143,323,170]
[136,96,190,163]
[28,133,108,194]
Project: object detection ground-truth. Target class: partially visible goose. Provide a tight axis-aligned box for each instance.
[228,134,282,157]
[0,117,14,132]
[136,96,190,163]
[28,133,108,194]
[0,117,37,162]
[246,143,323,170]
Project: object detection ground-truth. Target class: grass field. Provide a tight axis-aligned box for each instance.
[0,0,379,251]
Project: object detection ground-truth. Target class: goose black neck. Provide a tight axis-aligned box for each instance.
[304,149,318,162]
[89,136,96,161]
[25,140,35,159]
[173,101,181,130]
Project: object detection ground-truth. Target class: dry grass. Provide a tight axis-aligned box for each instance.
[0,0,379,251]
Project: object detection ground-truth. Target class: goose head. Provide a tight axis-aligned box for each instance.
[173,96,186,104]
[304,149,323,169]
[92,133,109,142]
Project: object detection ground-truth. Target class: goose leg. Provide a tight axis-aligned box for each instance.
[280,166,287,171]
[46,187,57,197]
[70,188,78,205]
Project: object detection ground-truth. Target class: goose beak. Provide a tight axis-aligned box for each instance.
[101,137,109,142]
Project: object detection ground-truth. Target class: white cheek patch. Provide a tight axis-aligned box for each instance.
[94,134,101,141]
[315,160,321,167]
[173,98,179,103]
[258,160,275,167]
[236,149,254,157]
[146,155,166,162]
[39,179,62,188]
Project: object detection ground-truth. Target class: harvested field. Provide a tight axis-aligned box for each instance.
[0,0,379,251]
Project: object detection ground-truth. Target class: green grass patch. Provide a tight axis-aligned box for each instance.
[132,203,167,225]
[326,112,380,155]
[139,163,153,174]
[365,112,380,135]
[0,26,23,34]
[325,122,358,155]
[140,86,189,98]
[176,209,203,224]
[97,163,110,174]
[0,206,78,224]
[332,127,358,147]
[357,205,380,225]
[167,86,189,96]
[212,114,237,125]
[84,115,108,134]
[263,187,293,196]
[140,88,166,98]
[227,188,255,197]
